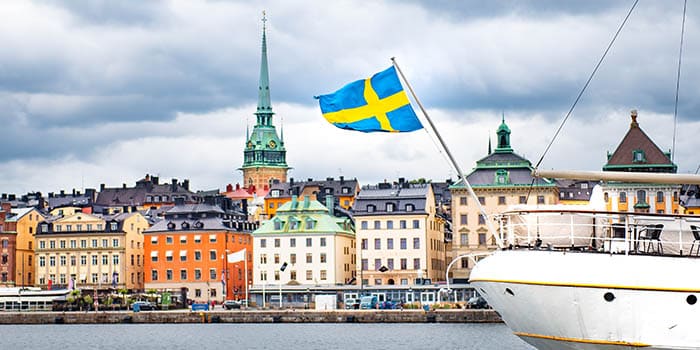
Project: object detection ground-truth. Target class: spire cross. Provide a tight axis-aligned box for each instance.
[262,11,267,29]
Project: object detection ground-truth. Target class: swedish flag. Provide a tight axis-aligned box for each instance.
[317,66,423,133]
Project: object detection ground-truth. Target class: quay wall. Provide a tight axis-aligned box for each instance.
[0,309,501,324]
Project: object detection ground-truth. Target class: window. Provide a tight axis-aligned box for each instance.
[39,256,46,267]
[70,256,76,266]
[260,239,266,248]
[361,239,368,250]
[81,240,87,248]
[387,238,394,250]
[637,190,647,205]
[374,259,381,270]
[386,203,395,212]
[367,205,375,213]
[194,235,201,243]
[274,271,280,281]
[289,220,299,230]
[66,225,72,231]
[478,214,486,225]
[478,197,485,205]
[166,251,173,262]
[102,255,108,265]
[306,238,312,247]
[373,221,380,229]
[60,240,66,249]
[386,220,393,229]
[113,239,119,247]
[209,250,216,260]
[194,269,201,280]
[461,258,469,269]
[633,149,646,163]
[113,255,119,265]
[400,220,407,229]
[306,253,312,263]
[274,220,282,230]
[460,196,467,205]
[290,253,296,264]
[460,214,467,225]
[180,269,187,280]
[166,270,173,280]
[413,238,420,249]
[209,235,217,243]
[387,258,394,270]
[151,270,158,281]
[460,233,468,246]
[413,258,420,270]
[180,251,187,262]
[194,251,201,261]
[320,253,327,263]
[400,258,407,270]
[290,238,296,247]
[657,191,664,203]
[413,220,420,229]
[537,195,545,204]
[50,241,56,249]
[102,239,108,248]
[374,238,381,250]
[320,237,326,247]
[166,236,173,244]
[210,269,217,280]
[180,236,187,244]
[274,254,280,264]
[39,241,46,249]
[151,252,158,262]
[92,255,98,265]
[361,221,368,230]
[620,192,627,203]
[80,256,86,265]
[306,270,313,280]
[290,270,297,280]
[479,233,487,246]
[498,196,506,205]
[361,259,368,271]
[110,222,118,231]
[400,238,407,250]
[274,238,280,248]
[320,270,327,280]
[405,204,415,212]
[305,219,315,230]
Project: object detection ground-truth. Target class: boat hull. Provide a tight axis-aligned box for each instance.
[470,250,700,349]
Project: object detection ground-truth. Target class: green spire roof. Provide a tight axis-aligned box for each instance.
[256,13,273,122]
[495,113,512,153]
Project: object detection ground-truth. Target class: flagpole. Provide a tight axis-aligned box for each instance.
[391,57,503,249]
[244,248,249,306]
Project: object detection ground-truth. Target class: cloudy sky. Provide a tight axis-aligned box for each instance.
[1,0,700,195]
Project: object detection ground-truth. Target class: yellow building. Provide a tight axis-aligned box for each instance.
[8,208,45,286]
[450,118,558,280]
[35,212,150,291]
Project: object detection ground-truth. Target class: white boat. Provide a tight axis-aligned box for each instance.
[470,172,700,349]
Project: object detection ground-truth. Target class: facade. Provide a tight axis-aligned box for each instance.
[265,176,360,218]
[144,201,255,303]
[252,196,355,290]
[353,180,447,286]
[0,203,15,286]
[601,111,680,214]
[239,16,289,192]
[7,207,44,286]
[35,212,150,291]
[450,117,558,280]
[557,180,599,205]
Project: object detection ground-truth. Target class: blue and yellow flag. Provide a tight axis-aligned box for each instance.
[317,66,423,133]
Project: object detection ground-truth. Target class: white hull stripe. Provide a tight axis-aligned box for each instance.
[470,278,700,293]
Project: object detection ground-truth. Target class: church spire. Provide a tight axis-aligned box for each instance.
[256,11,273,126]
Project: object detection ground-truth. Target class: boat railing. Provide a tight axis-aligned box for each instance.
[494,208,700,257]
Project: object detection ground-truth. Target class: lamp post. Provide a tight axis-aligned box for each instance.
[279,262,287,309]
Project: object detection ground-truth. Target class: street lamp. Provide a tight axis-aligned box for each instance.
[279,262,287,309]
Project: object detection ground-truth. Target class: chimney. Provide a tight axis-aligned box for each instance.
[242,199,248,216]
[307,178,313,182]
[152,176,159,185]
[291,196,298,209]
[183,179,190,191]
[227,184,233,192]
[48,192,54,198]
[1,202,11,214]
[122,183,127,189]
[303,195,310,208]
[72,189,76,196]
[60,190,65,197]
[1,194,5,200]
[171,179,177,192]
[325,195,334,216]
[76,190,81,196]
[339,176,344,184]
[8,194,16,201]
[290,177,294,186]
[326,177,333,182]
[100,184,105,191]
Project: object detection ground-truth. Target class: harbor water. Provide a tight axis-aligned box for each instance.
[2,323,535,349]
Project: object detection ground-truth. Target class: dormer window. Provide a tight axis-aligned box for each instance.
[305,218,315,230]
[367,205,376,213]
[289,218,299,230]
[495,169,509,185]
[181,222,190,230]
[386,203,395,212]
[633,149,646,163]
[110,222,118,231]
[167,222,176,230]
[273,219,283,230]
[341,187,350,194]
[405,204,415,212]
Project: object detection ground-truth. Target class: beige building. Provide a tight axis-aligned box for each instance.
[35,212,149,291]
[450,118,558,280]
[353,180,447,286]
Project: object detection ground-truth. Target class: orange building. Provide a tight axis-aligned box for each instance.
[144,202,256,303]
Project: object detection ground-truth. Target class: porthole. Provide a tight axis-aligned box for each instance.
[505,288,515,296]
[687,295,697,305]
[604,292,615,302]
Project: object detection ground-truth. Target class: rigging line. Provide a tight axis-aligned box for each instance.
[534,0,639,170]
[672,0,687,162]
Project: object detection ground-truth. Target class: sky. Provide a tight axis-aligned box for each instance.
[1,0,700,196]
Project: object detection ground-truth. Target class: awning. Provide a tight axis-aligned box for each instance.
[165,250,173,257]
[194,235,201,241]
[150,251,158,257]
[209,234,217,241]
[180,235,187,241]
[150,237,158,243]
[179,250,187,257]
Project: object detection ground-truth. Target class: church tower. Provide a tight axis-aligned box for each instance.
[240,14,289,191]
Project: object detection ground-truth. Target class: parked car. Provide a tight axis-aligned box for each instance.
[344,299,360,309]
[467,296,488,309]
[359,296,378,310]
[131,301,157,311]
[223,300,242,310]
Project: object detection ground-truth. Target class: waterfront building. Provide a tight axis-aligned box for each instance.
[95,175,197,214]
[264,176,360,218]
[35,212,150,291]
[557,180,599,205]
[239,16,289,192]
[252,195,355,300]
[0,192,45,209]
[144,198,255,303]
[353,179,447,286]
[601,111,680,214]
[449,117,558,280]
[0,203,15,287]
[46,189,96,212]
[5,206,45,286]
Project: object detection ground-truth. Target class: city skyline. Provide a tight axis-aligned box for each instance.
[2,1,700,195]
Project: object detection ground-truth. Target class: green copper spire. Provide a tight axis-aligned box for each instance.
[495,113,512,153]
[256,11,273,126]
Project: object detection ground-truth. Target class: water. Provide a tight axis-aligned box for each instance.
[2,323,534,349]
